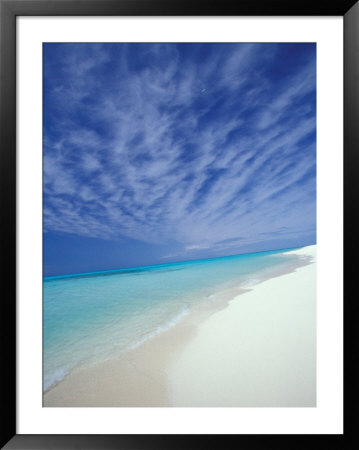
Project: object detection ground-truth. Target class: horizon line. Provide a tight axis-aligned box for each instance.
[43,244,315,281]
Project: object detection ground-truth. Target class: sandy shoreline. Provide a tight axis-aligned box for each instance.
[44,246,316,407]
[168,245,316,407]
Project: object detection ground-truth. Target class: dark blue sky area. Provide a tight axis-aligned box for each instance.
[43,43,316,276]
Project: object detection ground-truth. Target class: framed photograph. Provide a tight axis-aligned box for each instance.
[1,0,357,448]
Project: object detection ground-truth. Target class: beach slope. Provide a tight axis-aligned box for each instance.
[167,245,316,407]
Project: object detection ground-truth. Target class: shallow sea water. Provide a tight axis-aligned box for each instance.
[43,248,308,391]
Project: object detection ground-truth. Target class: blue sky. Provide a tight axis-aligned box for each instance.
[43,43,316,276]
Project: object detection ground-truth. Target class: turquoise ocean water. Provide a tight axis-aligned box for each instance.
[43,248,307,392]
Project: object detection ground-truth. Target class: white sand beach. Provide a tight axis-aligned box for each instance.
[44,245,316,407]
[167,245,316,407]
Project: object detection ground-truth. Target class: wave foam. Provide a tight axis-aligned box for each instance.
[127,306,190,352]
[43,367,69,392]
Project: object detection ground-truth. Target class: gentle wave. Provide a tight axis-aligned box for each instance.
[43,366,70,392]
[126,305,190,352]
[44,306,191,392]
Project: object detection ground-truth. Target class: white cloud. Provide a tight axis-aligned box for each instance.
[43,44,316,253]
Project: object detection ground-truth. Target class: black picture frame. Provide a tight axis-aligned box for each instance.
[1,0,357,448]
